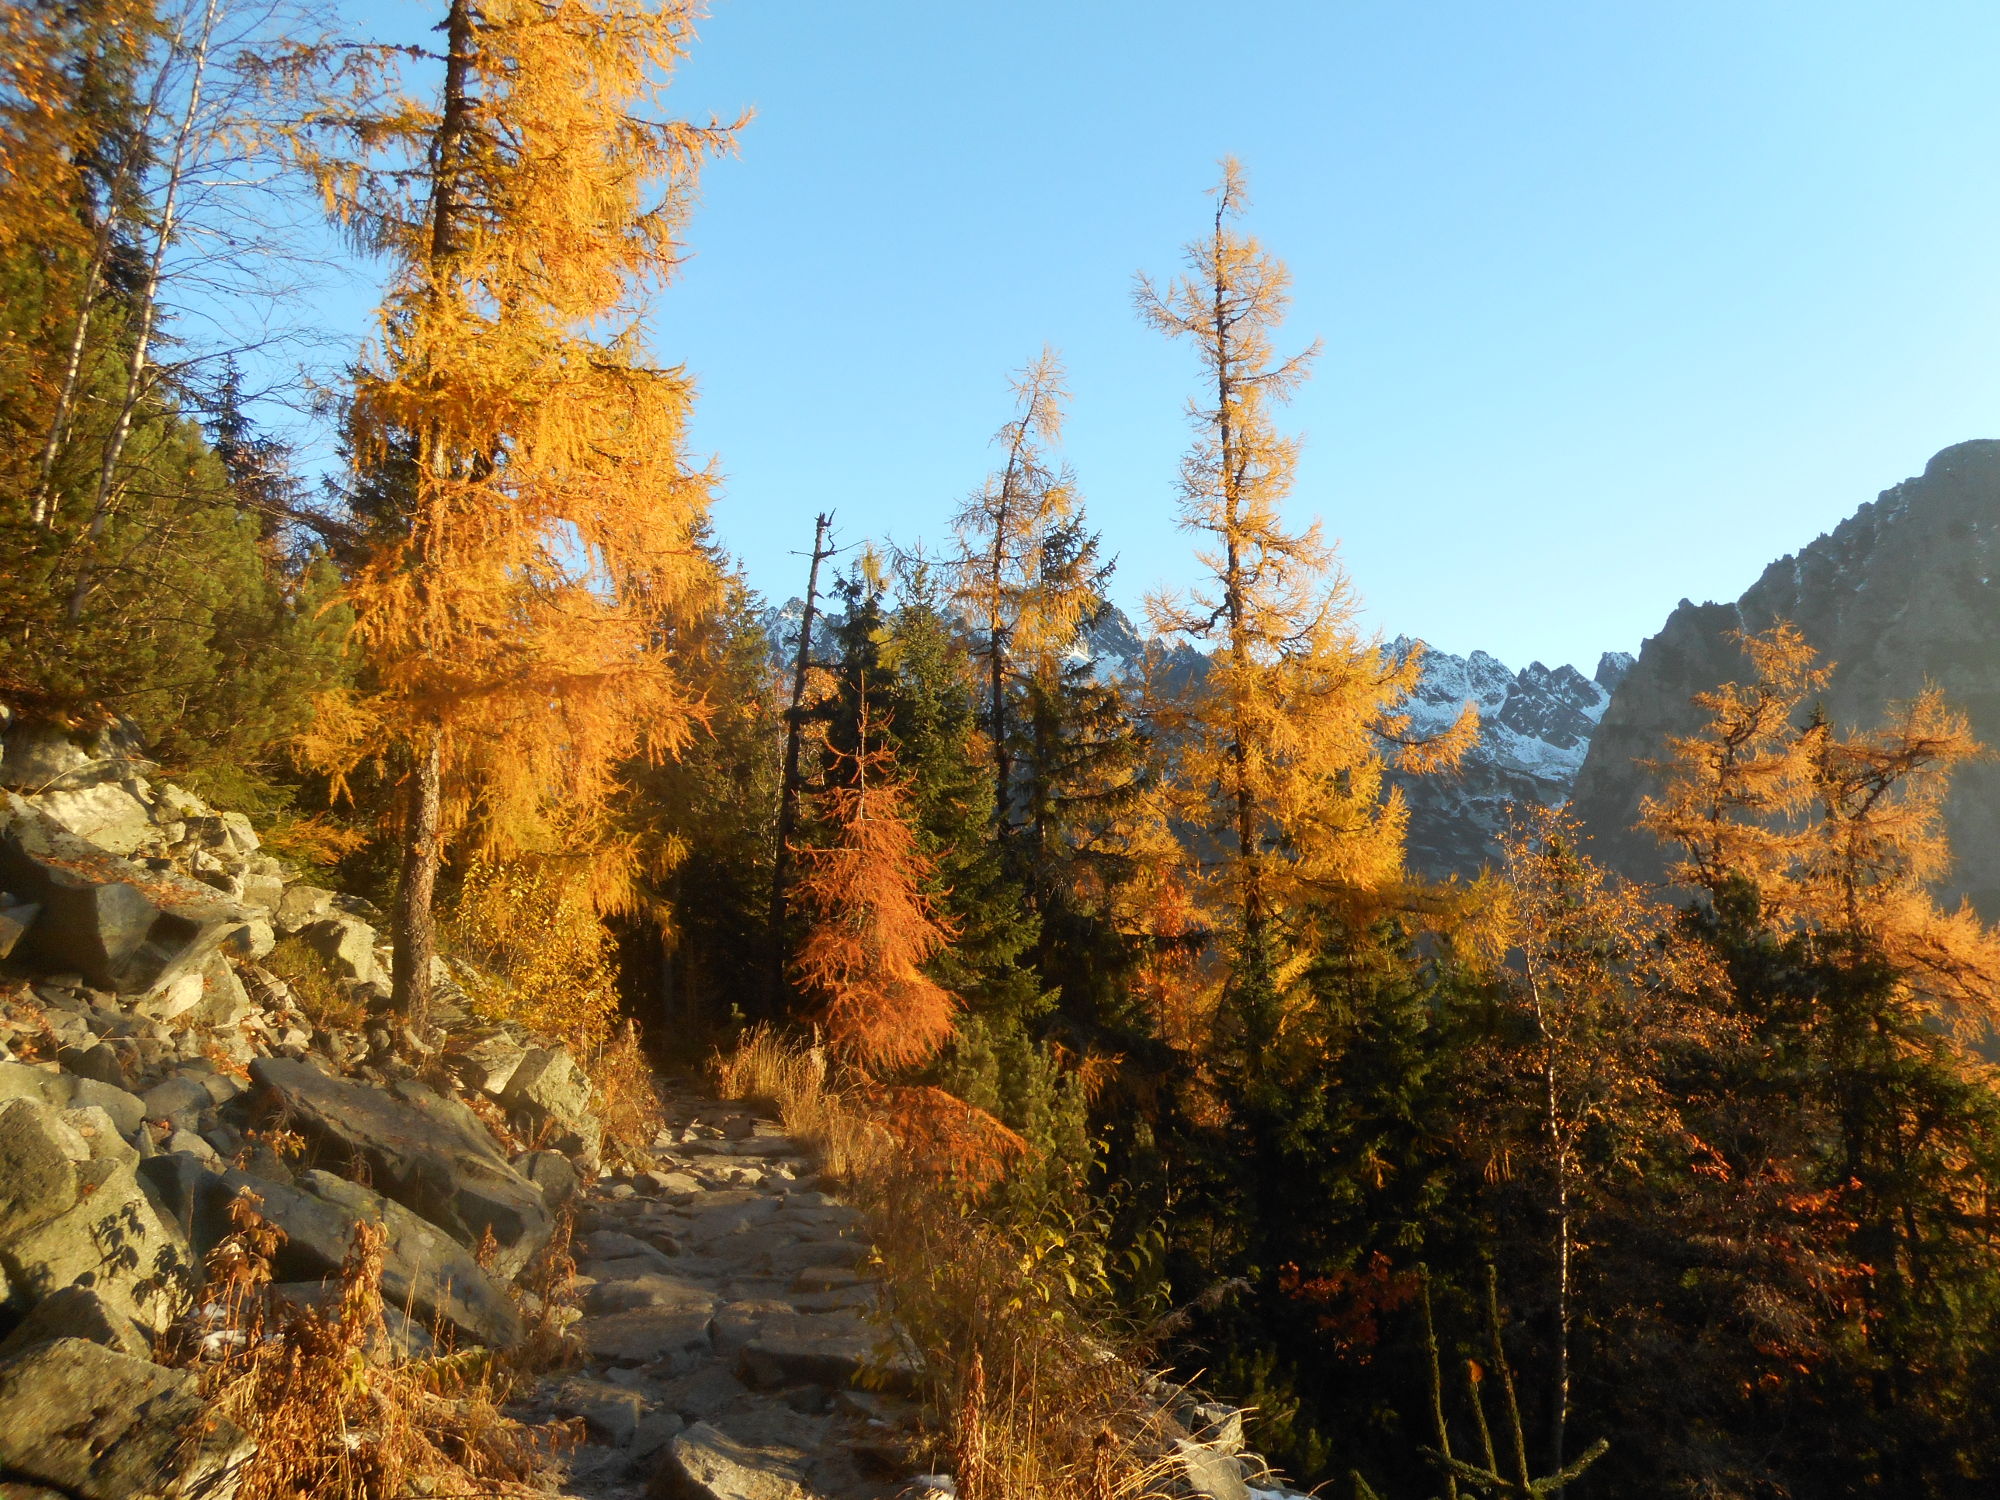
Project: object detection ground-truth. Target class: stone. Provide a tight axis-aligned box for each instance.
[1172,1440,1251,1500]
[0,719,150,794]
[736,1310,903,1392]
[69,1075,144,1137]
[189,953,254,1028]
[450,1033,530,1096]
[550,1376,647,1445]
[273,885,335,932]
[299,915,386,987]
[165,1129,224,1168]
[60,1040,132,1091]
[632,1410,688,1463]
[143,1073,214,1131]
[157,1165,522,1351]
[250,1056,552,1279]
[0,898,38,959]
[0,1098,81,1242]
[57,1104,139,1169]
[0,799,258,992]
[0,1338,254,1500]
[1188,1401,1246,1454]
[516,1148,581,1210]
[27,780,158,856]
[0,1153,191,1333]
[577,1304,713,1366]
[137,968,206,1022]
[296,1170,523,1349]
[655,1364,750,1423]
[0,1284,152,1361]
[649,1420,814,1500]
[500,1046,603,1170]
[582,1272,716,1317]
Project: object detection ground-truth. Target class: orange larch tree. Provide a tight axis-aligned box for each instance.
[1137,159,1476,1008]
[295,0,741,1022]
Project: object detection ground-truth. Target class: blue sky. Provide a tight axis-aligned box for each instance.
[334,1,2000,671]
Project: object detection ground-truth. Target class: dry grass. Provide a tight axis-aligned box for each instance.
[173,1190,571,1500]
[258,935,367,1031]
[588,1018,668,1169]
[709,1027,1179,1500]
[709,1023,892,1183]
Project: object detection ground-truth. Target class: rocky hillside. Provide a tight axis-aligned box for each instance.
[1570,439,2000,911]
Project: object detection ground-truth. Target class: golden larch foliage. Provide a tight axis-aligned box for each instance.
[1641,621,2000,1035]
[294,0,742,1017]
[1137,158,1477,958]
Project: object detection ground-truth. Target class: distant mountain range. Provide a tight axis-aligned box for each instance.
[760,596,1631,882]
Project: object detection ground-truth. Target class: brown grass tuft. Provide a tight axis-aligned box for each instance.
[258,934,366,1031]
[176,1188,564,1500]
[588,1017,667,1168]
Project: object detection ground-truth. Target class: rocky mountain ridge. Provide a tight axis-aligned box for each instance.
[1570,438,2000,912]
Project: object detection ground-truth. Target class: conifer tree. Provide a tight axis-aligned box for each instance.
[950,348,1085,837]
[295,0,739,1022]
[1136,160,1474,1026]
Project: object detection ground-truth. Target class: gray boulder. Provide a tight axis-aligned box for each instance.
[299,914,386,988]
[0,719,150,794]
[0,1337,253,1500]
[650,1421,814,1500]
[0,1098,82,1244]
[1,1150,192,1334]
[250,1056,553,1279]
[26,780,159,856]
[155,1165,522,1350]
[0,799,259,992]
[0,1284,154,1361]
[517,1148,581,1210]
[501,1046,603,1171]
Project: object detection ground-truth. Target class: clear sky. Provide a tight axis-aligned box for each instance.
[337,1,2000,672]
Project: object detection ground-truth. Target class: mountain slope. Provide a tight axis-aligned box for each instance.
[1570,438,2000,913]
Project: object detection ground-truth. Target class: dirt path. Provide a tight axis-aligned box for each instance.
[515,1082,925,1500]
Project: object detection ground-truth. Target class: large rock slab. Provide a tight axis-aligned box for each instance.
[0,1284,154,1361]
[0,1097,80,1243]
[0,799,258,991]
[649,1420,814,1500]
[156,1165,522,1351]
[0,1337,254,1500]
[577,1304,714,1366]
[1,1153,192,1334]
[27,780,159,856]
[735,1310,902,1392]
[250,1057,552,1279]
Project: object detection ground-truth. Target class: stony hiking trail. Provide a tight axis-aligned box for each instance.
[517,1083,923,1500]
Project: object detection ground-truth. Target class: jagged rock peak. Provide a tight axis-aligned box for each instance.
[1570,438,2000,910]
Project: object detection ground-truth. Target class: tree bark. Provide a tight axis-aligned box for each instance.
[768,511,833,1006]
[392,734,443,1027]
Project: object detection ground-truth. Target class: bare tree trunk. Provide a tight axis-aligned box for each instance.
[1527,963,1573,1492]
[30,27,177,529]
[392,734,443,1028]
[768,511,834,1005]
[65,0,223,622]
[390,0,475,1024]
